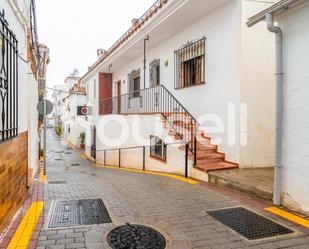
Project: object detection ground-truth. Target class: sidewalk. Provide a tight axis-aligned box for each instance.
[3,129,309,249]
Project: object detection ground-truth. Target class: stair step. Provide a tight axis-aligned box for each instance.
[195,153,225,161]
[179,144,217,151]
[195,162,239,173]
[198,158,223,164]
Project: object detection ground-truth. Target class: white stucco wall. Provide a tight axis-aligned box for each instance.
[278,3,309,213]
[240,0,276,168]
[27,71,39,175]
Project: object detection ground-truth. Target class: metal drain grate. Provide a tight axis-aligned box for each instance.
[54,159,62,161]
[55,151,64,154]
[48,181,66,185]
[49,199,111,228]
[207,207,293,240]
[64,152,72,154]
[71,163,80,166]
[107,223,166,249]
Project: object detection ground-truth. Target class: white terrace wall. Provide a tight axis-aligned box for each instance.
[279,3,309,214]
[95,114,194,176]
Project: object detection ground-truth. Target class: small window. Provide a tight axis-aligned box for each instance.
[175,37,206,89]
[128,69,140,98]
[150,135,167,161]
[149,59,160,87]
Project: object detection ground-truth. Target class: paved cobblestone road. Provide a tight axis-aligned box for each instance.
[36,129,309,249]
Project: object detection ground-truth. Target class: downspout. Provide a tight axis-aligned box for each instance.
[143,35,149,89]
[265,13,283,206]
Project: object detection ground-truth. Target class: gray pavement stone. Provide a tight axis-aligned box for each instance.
[35,129,309,249]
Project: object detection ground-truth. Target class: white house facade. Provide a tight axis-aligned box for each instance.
[62,76,88,149]
[52,84,67,127]
[80,0,277,182]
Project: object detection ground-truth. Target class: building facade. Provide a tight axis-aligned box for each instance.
[0,0,49,234]
[79,0,277,180]
[61,75,88,149]
[248,0,309,214]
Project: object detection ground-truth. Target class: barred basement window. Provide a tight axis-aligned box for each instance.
[128,69,140,98]
[149,59,160,87]
[150,135,167,161]
[0,11,19,142]
[175,37,206,89]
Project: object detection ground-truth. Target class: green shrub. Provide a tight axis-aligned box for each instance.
[55,125,62,136]
[80,132,86,144]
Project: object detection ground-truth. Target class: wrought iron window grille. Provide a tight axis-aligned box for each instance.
[0,9,18,142]
[150,135,167,161]
[174,37,206,89]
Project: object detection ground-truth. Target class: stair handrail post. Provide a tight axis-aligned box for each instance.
[185,142,189,178]
[143,146,146,171]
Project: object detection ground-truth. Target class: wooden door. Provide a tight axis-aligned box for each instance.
[99,73,113,114]
[116,80,121,114]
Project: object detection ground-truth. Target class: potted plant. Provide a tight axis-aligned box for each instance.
[80,132,86,149]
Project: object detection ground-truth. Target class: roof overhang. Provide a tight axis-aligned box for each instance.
[247,0,305,27]
[80,0,229,83]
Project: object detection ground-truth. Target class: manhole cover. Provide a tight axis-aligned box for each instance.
[107,223,166,249]
[49,199,111,228]
[207,207,293,240]
[48,181,66,185]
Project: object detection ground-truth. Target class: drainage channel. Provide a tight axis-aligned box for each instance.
[49,199,111,228]
[207,207,294,240]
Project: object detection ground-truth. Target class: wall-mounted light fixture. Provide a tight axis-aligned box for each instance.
[164,60,169,67]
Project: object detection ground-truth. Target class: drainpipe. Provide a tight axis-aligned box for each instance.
[143,35,149,89]
[266,13,283,206]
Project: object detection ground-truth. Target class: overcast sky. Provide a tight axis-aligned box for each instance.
[36,0,154,88]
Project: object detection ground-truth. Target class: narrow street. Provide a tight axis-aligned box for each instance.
[34,129,309,249]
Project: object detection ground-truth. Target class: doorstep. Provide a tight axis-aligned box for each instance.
[208,167,274,200]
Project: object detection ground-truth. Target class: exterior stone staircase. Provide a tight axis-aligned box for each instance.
[160,114,239,172]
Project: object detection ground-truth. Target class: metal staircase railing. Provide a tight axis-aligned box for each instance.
[99,85,198,165]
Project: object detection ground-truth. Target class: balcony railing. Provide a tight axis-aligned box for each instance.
[99,85,198,164]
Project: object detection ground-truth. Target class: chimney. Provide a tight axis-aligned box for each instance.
[97,48,107,57]
[131,18,139,28]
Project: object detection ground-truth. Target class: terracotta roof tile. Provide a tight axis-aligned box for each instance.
[80,0,169,82]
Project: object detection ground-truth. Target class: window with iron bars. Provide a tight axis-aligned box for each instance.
[128,69,140,98]
[175,37,206,89]
[149,59,160,87]
[150,135,167,162]
[0,10,19,142]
